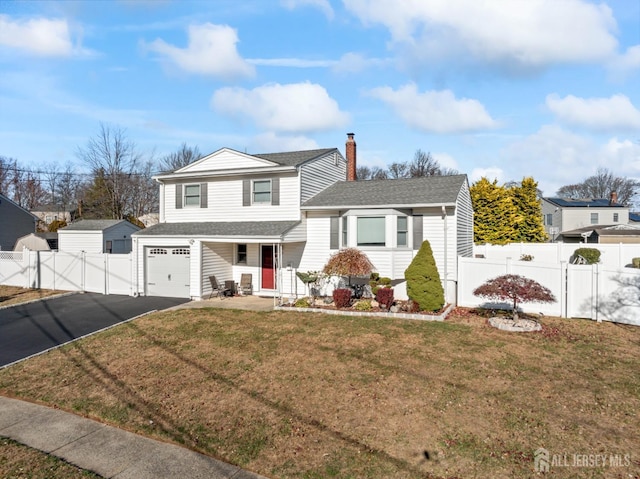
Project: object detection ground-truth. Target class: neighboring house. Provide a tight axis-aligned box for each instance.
[541,194,629,243]
[630,212,640,224]
[0,193,38,251]
[58,219,141,254]
[31,204,73,228]
[132,133,473,300]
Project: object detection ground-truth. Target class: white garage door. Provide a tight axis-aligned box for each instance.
[146,246,190,298]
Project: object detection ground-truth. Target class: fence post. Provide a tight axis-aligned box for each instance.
[560,261,567,318]
[594,263,601,323]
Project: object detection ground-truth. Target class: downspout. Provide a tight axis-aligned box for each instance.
[442,205,448,302]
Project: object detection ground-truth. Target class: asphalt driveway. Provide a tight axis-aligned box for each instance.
[0,293,189,367]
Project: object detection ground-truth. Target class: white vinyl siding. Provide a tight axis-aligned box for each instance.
[162,174,300,223]
[58,231,103,253]
[177,148,277,172]
[455,182,474,258]
[299,150,346,203]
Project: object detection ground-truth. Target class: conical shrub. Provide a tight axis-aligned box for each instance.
[405,240,444,311]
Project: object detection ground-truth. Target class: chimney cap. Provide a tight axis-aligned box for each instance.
[347,132,355,138]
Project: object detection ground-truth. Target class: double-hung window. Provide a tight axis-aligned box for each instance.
[545,214,553,226]
[590,212,598,225]
[342,216,348,246]
[397,216,408,247]
[253,180,271,204]
[184,184,201,207]
[613,213,619,222]
[237,244,247,264]
[357,217,385,246]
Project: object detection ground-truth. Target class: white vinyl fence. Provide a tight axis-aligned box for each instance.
[474,242,639,269]
[0,251,133,296]
[458,257,640,325]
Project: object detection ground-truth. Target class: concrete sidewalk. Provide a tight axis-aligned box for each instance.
[171,295,276,311]
[0,396,268,479]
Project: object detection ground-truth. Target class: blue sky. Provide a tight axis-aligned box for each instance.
[1,0,639,198]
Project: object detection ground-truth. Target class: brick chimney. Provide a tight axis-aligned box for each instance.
[609,191,618,205]
[346,132,356,181]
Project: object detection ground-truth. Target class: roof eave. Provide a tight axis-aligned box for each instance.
[301,202,457,210]
[153,165,297,181]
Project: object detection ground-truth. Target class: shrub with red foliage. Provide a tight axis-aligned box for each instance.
[375,287,394,309]
[473,274,556,320]
[333,288,352,308]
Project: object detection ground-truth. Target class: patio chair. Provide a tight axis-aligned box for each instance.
[208,275,226,299]
[240,274,253,295]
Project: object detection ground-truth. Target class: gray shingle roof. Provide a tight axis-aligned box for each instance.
[253,148,337,166]
[60,219,132,231]
[133,221,300,238]
[302,175,468,208]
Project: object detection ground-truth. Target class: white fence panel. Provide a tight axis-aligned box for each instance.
[107,255,132,295]
[0,252,133,296]
[84,254,107,294]
[566,265,596,319]
[596,267,640,326]
[0,252,26,287]
[511,262,565,317]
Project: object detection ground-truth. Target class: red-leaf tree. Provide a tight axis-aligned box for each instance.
[322,248,375,286]
[473,274,556,320]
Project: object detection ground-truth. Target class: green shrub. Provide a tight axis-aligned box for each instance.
[632,258,640,268]
[520,254,534,261]
[405,240,445,312]
[294,297,311,308]
[574,247,601,265]
[48,219,67,232]
[333,288,352,308]
[369,276,391,295]
[369,272,380,281]
[354,299,372,311]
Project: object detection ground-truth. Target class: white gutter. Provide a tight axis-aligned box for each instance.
[301,202,457,210]
[154,165,296,181]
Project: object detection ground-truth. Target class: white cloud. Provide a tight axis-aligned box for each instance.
[432,152,459,171]
[248,58,335,68]
[546,94,640,131]
[344,0,618,71]
[145,23,254,79]
[0,15,78,57]
[280,0,334,20]
[251,132,320,152]
[211,82,349,133]
[608,44,640,79]
[332,52,391,74]
[368,83,498,134]
[470,167,504,184]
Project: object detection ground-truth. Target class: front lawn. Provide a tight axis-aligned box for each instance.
[0,308,638,478]
[0,285,68,307]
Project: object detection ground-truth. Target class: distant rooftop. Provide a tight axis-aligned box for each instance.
[544,197,626,208]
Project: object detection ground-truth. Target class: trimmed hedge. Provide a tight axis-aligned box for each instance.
[574,247,601,265]
[375,288,394,309]
[632,258,640,268]
[333,288,352,308]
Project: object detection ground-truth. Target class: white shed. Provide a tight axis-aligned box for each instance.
[58,219,141,254]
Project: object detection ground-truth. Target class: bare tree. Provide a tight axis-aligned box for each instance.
[556,167,639,206]
[387,161,409,179]
[409,149,442,177]
[159,142,201,172]
[356,165,372,180]
[76,123,141,219]
[0,156,17,196]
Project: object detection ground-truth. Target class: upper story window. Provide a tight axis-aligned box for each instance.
[613,213,619,222]
[590,212,598,224]
[253,180,271,204]
[397,216,408,247]
[545,214,553,226]
[184,184,201,207]
[357,217,385,247]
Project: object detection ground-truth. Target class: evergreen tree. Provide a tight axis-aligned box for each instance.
[470,178,518,245]
[510,177,548,242]
[405,240,444,311]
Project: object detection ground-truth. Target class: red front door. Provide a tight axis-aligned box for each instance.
[261,245,275,289]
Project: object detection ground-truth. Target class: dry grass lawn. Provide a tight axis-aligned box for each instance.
[0,285,68,308]
[0,305,638,478]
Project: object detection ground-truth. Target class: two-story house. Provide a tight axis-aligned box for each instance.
[132,134,473,301]
[0,193,38,251]
[541,194,630,243]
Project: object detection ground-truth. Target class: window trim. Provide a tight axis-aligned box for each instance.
[252,179,272,204]
[613,212,619,222]
[342,216,348,246]
[590,212,599,225]
[183,183,201,207]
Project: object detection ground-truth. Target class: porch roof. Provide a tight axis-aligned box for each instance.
[133,221,301,242]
